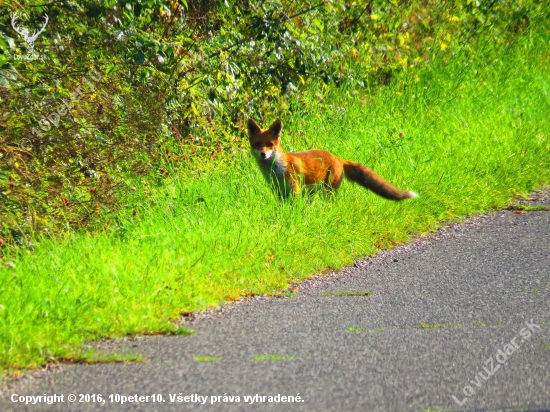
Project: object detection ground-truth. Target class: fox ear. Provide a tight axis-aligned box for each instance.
[268,119,282,137]
[247,118,261,137]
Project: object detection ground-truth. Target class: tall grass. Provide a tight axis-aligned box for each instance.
[1,26,549,371]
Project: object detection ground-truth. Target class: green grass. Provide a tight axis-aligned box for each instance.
[1,27,550,373]
[193,356,220,362]
[253,354,295,361]
[507,205,550,211]
[416,323,460,330]
[347,327,371,333]
[63,350,144,364]
[418,409,449,412]
[2,349,143,382]
[348,325,463,333]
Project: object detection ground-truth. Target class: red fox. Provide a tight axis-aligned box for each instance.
[247,119,418,200]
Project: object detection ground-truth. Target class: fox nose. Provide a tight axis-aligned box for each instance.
[260,152,266,159]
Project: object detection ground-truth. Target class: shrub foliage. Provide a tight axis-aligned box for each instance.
[0,0,545,244]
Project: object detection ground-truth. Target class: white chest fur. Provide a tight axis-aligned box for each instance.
[256,152,291,197]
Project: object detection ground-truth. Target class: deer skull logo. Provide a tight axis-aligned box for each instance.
[11,12,49,55]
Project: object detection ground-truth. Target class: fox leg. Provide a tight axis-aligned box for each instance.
[283,170,300,196]
[290,180,300,196]
[327,160,345,191]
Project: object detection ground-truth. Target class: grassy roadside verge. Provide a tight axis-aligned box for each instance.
[1,26,550,374]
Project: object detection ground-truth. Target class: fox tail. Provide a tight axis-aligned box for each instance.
[343,161,418,201]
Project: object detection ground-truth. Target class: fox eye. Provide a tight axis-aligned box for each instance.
[253,142,262,148]
[266,142,274,148]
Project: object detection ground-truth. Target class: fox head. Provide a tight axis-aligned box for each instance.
[247,119,282,161]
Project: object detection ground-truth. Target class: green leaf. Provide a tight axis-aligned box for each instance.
[134,52,146,65]
[1,64,18,75]
[313,18,324,31]
[105,64,120,77]
[0,33,16,51]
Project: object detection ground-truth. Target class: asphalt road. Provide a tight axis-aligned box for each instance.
[2,190,549,412]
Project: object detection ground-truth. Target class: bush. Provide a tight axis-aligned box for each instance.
[0,0,546,247]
